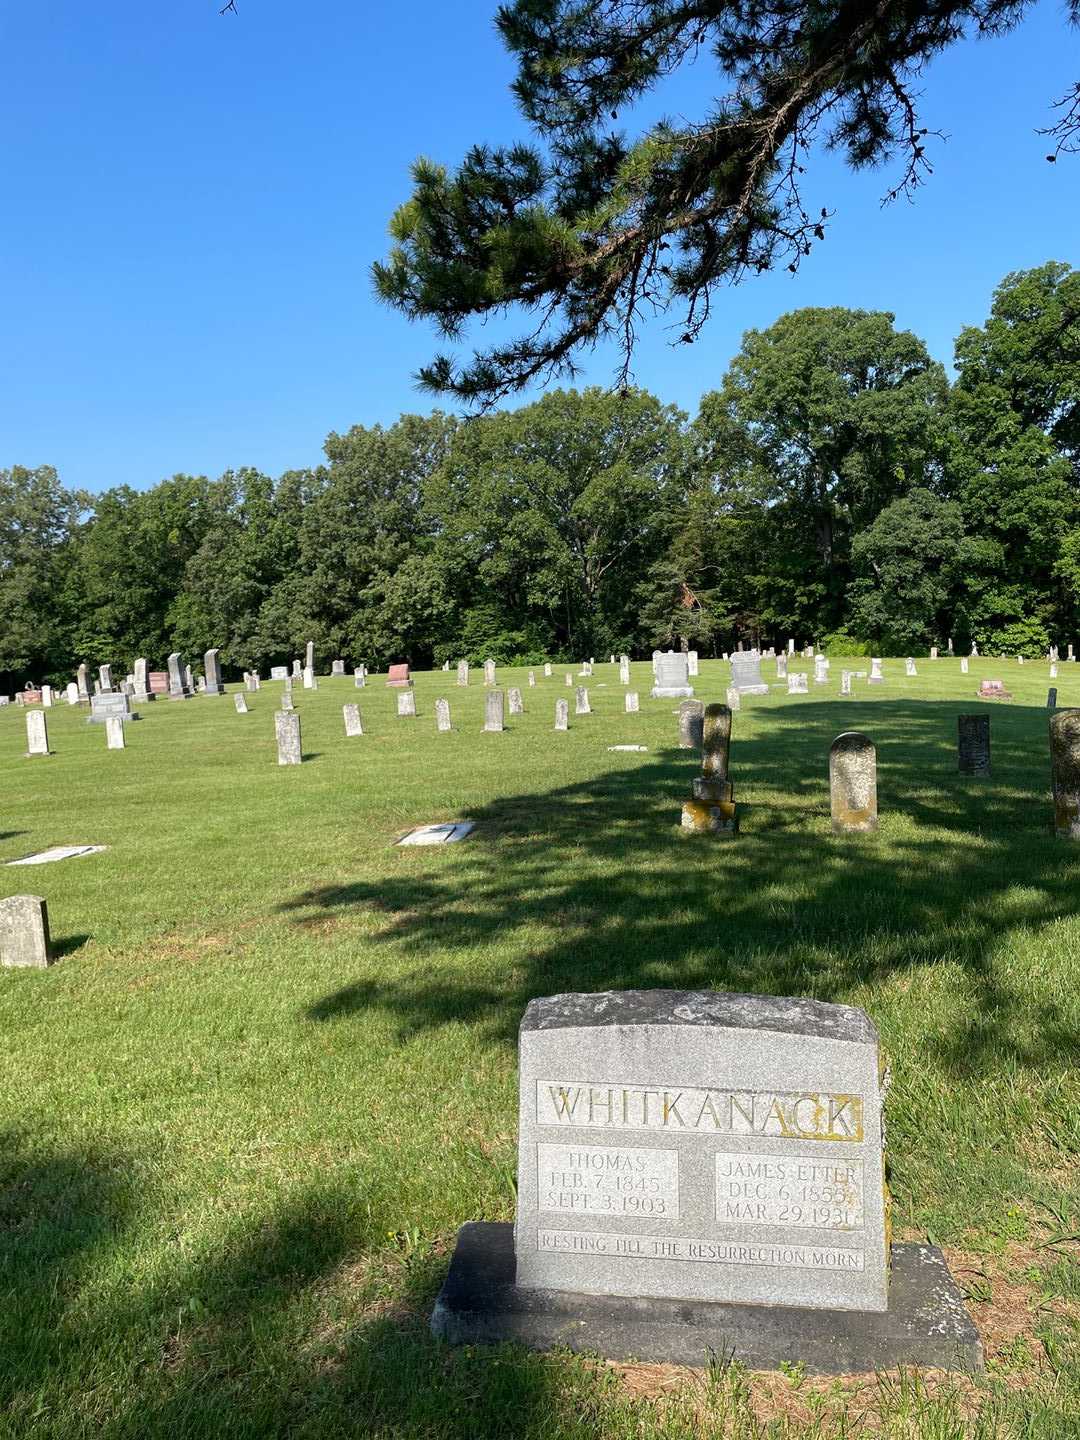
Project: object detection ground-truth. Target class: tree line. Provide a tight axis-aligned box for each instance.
[3,261,1077,688]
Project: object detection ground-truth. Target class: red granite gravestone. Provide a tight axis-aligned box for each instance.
[386,663,412,688]
[148,671,169,695]
[22,689,42,705]
[979,679,1013,701]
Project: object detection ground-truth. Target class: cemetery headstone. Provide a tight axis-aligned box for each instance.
[979,679,1012,701]
[99,664,113,692]
[565,673,573,687]
[528,670,536,687]
[625,691,639,713]
[957,715,990,776]
[246,673,257,693]
[332,659,345,676]
[343,703,363,736]
[905,658,917,677]
[355,668,366,688]
[427,989,978,1370]
[305,640,315,673]
[776,654,787,679]
[270,665,288,681]
[133,657,153,701]
[184,664,194,692]
[814,656,828,685]
[682,706,736,834]
[787,673,808,694]
[730,651,768,695]
[457,661,469,686]
[387,664,412,688]
[204,647,225,696]
[829,733,877,833]
[619,659,630,685]
[678,698,705,749]
[960,657,969,674]
[303,667,317,691]
[292,659,302,678]
[868,658,884,684]
[726,686,741,712]
[484,659,497,686]
[275,711,302,765]
[787,637,795,654]
[544,663,552,677]
[167,652,189,700]
[554,699,569,731]
[435,698,451,732]
[651,651,693,699]
[508,686,524,715]
[25,711,49,756]
[1049,687,1058,709]
[0,895,52,968]
[575,686,591,715]
[1050,709,1080,838]
[484,690,505,732]
[840,670,852,697]
[398,690,417,717]
[234,694,249,714]
[105,715,125,749]
[41,685,53,707]
[930,647,938,659]
[65,682,79,704]
[687,651,699,677]
[1050,662,1058,679]
[77,663,90,700]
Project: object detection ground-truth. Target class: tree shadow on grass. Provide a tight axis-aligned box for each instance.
[285,701,1079,1084]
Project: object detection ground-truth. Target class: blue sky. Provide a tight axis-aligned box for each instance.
[1,1,1077,493]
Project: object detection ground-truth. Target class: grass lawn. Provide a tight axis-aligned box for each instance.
[0,656,1077,1439]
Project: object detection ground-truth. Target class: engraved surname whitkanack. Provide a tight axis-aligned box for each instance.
[536,1081,863,1142]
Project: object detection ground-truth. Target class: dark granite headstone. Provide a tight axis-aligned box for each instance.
[957,715,990,776]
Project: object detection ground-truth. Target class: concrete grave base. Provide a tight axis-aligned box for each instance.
[650,686,695,699]
[432,1224,982,1376]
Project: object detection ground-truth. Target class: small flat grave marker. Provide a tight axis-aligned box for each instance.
[8,845,107,867]
[396,821,475,846]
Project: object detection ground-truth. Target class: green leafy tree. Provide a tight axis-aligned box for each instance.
[376,0,1079,402]
[0,465,86,685]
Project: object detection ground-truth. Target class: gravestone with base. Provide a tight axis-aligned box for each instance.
[651,651,694,699]
[387,664,412,688]
[730,651,769,696]
[433,990,981,1372]
[167,652,190,700]
[682,706,736,835]
[204,648,225,696]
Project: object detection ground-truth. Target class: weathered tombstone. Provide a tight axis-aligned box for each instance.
[905,658,917,677]
[398,690,417,717]
[1070,644,1076,661]
[77,663,90,700]
[575,686,591,715]
[1050,663,1058,679]
[960,657,969,675]
[687,650,699,677]
[133,657,152,701]
[167,652,189,700]
[625,691,639,713]
[305,640,315,673]
[725,686,741,712]
[0,895,52,968]
[99,664,113,692]
[435,698,451,732]
[619,659,630,685]
[443,660,450,671]
[275,711,302,765]
[355,668,366,688]
[343,703,363,736]
[25,711,49,756]
[429,990,987,1369]
[484,658,497,686]
[979,679,1012,701]
[270,665,288,681]
[682,706,736,834]
[868,658,884,685]
[184,664,194,692]
[776,654,787,679]
[204,648,225,696]
[930,647,938,660]
[730,651,768,695]
[829,733,878,834]
[678,698,705,749]
[651,651,693,699]
[528,670,536,687]
[1050,709,1080,838]
[331,659,345,676]
[234,693,249,714]
[387,663,412,688]
[947,636,954,654]
[196,676,207,694]
[292,659,302,678]
[814,656,828,685]
[105,715,125,749]
[840,670,852,697]
[65,682,79,705]
[508,686,524,715]
[971,643,979,657]
[40,685,53,708]
[702,703,730,779]
[484,690,505,732]
[957,715,990,776]
[787,637,795,653]
[565,673,573,687]
[303,667,317,691]
[1018,655,1025,666]
[544,663,552,677]
[1048,687,1058,710]
[554,699,569,731]
[787,673,808,695]
[245,673,258,693]
[457,661,469,686]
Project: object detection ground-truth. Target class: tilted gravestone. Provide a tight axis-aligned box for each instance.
[275,711,302,765]
[234,694,249,714]
[1050,709,1080,838]
[678,699,704,749]
[0,895,52,967]
[957,715,990,776]
[397,690,417,717]
[651,651,693,699]
[167,652,189,700]
[343,703,363,737]
[484,690,505,732]
[432,990,980,1371]
[575,687,591,716]
[829,733,877,834]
